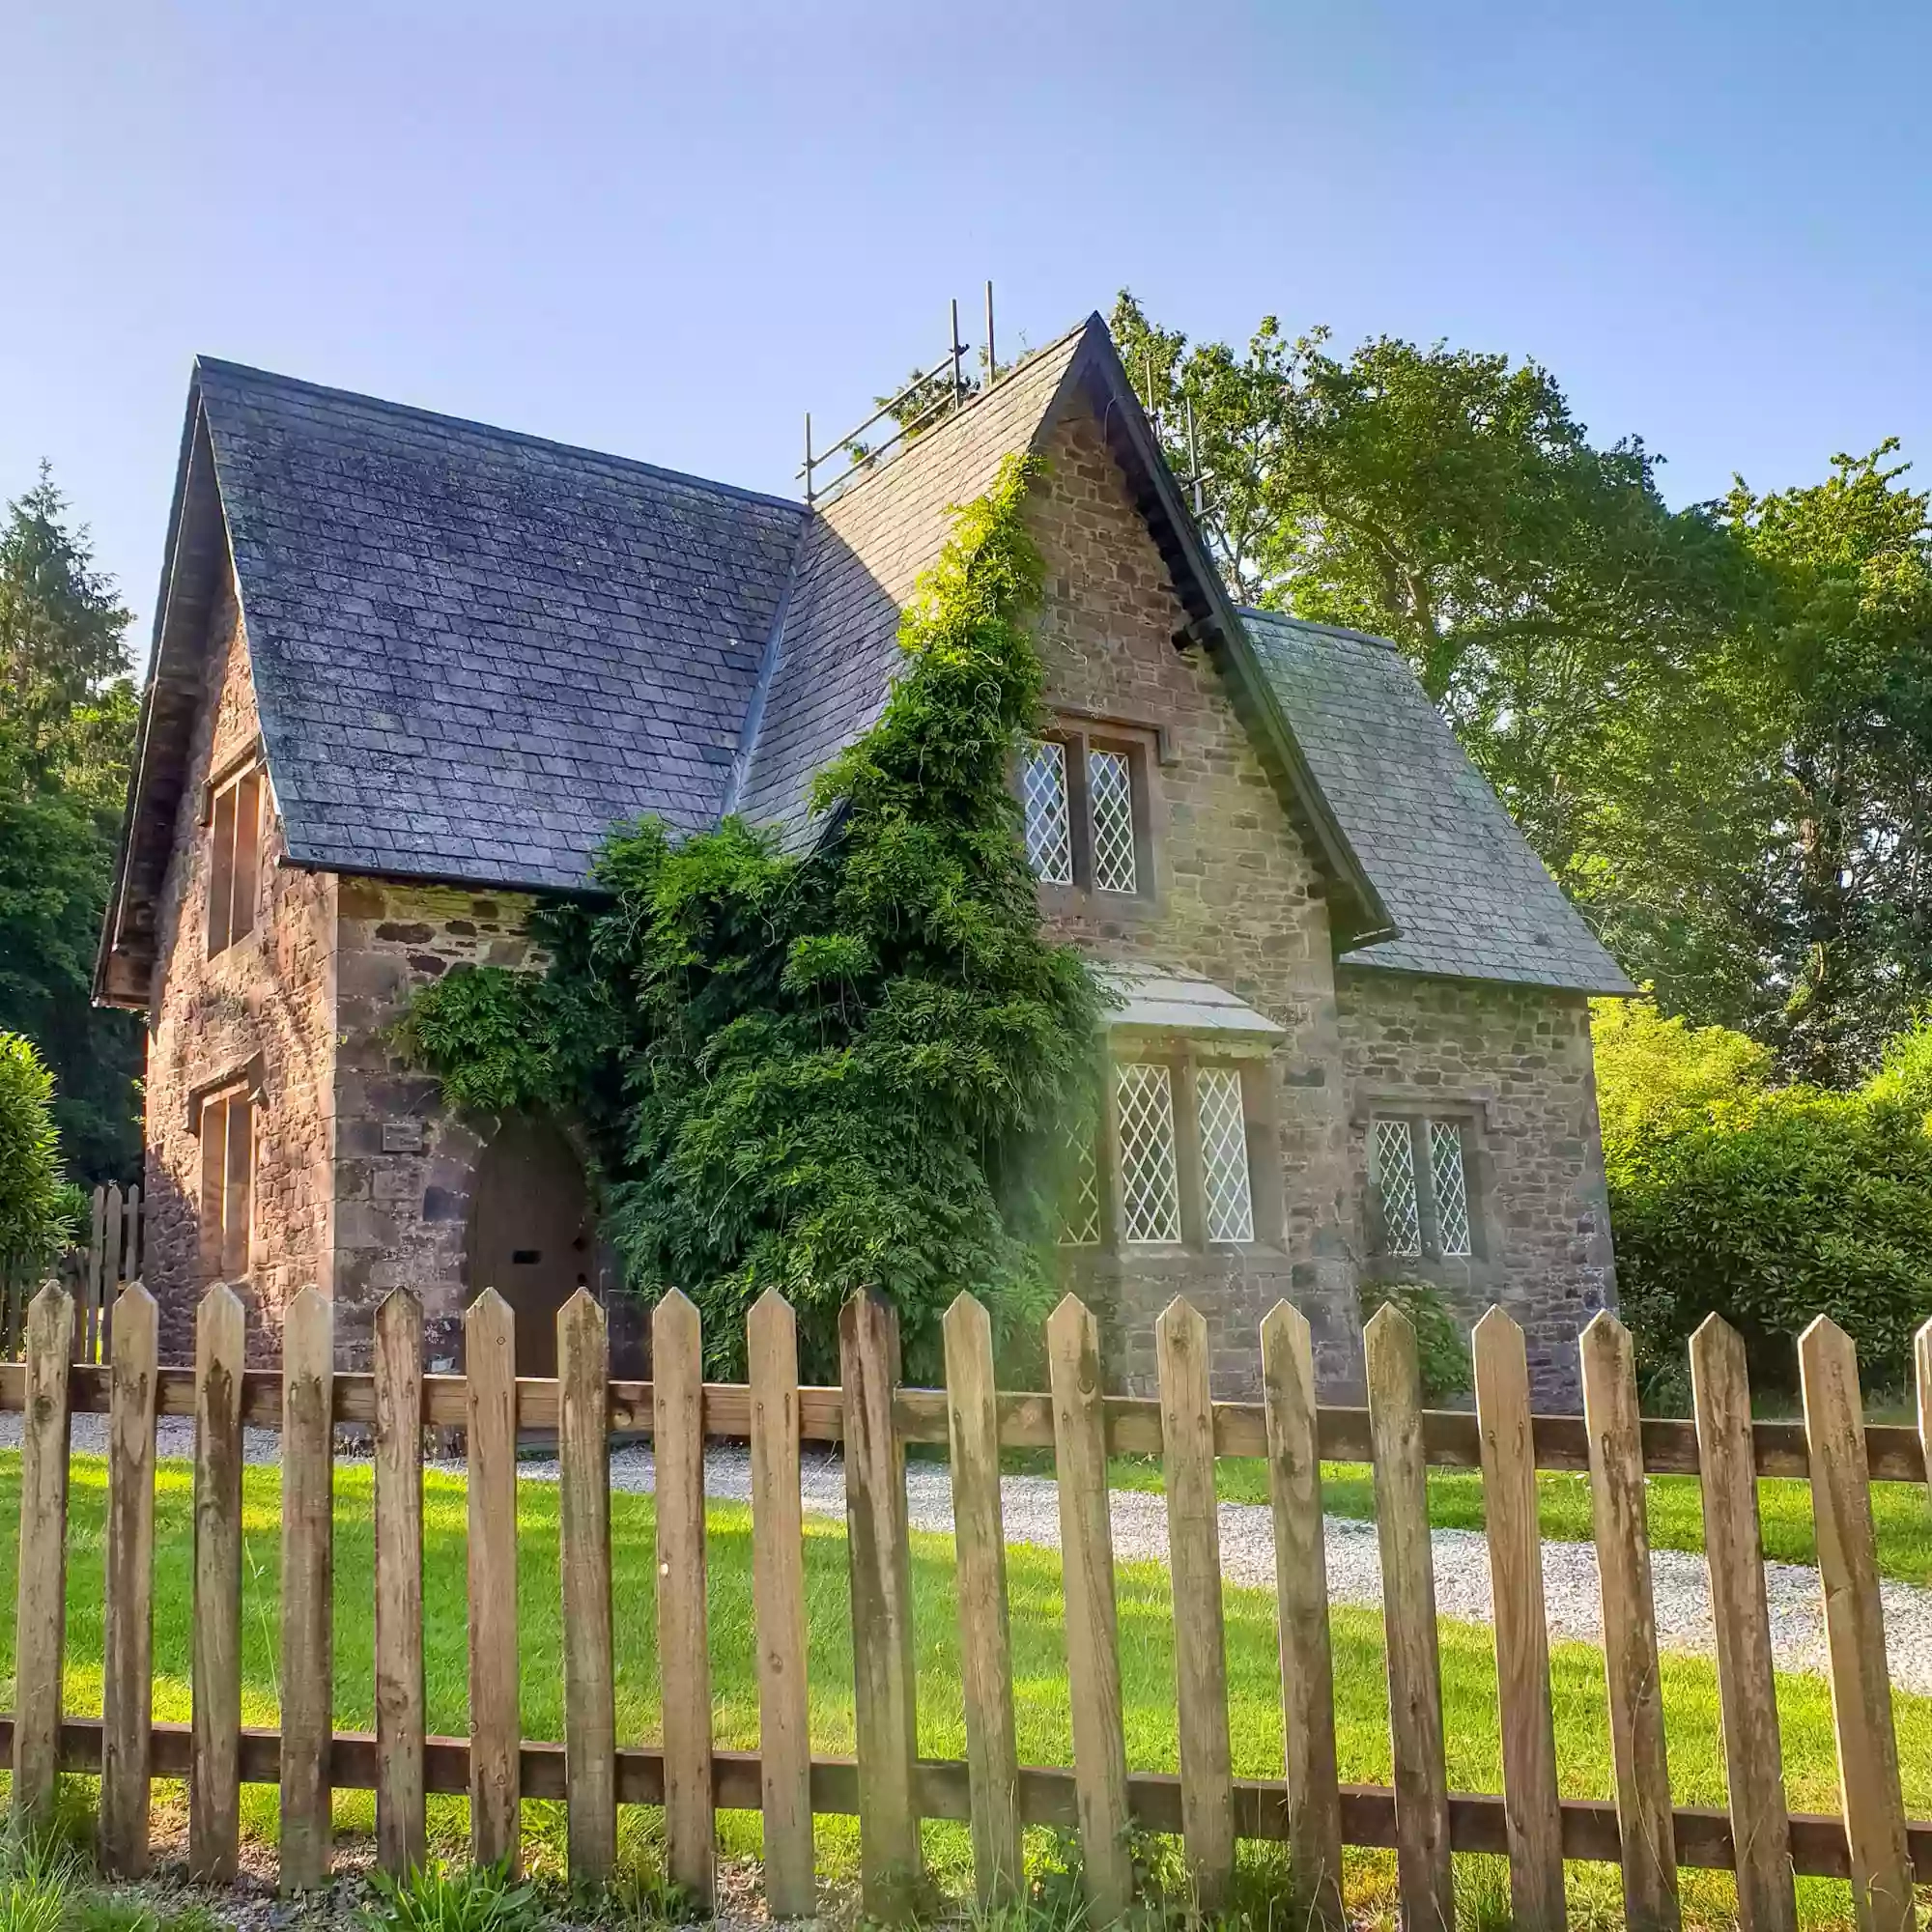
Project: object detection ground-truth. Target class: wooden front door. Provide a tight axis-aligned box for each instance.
[465,1114,594,1377]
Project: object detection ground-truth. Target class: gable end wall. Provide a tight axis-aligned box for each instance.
[1025,402,1365,1396]
[142,573,336,1362]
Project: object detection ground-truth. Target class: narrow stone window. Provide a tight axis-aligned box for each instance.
[1021,739,1074,886]
[1087,747,1138,894]
[1371,1112,1479,1261]
[1197,1065,1254,1243]
[1059,1122,1101,1247]
[1372,1117,1423,1258]
[1116,1062,1182,1244]
[198,1086,254,1280]
[1430,1120,1473,1258]
[206,767,263,956]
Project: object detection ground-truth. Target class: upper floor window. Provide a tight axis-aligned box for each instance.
[1371,1114,1474,1260]
[197,1082,255,1280]
[206,765,263,956]
[1021,723,1153,900]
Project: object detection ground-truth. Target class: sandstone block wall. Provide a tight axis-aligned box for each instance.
[331,879,540,1368]
[1025,401,1364,1397]
[1334,967,1616,1405]
[143,575,336,1363]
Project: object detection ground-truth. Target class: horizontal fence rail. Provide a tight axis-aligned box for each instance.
[4,1278,1931,1930]
[1,1365,1923,1484]
[1,1718,1928,1881]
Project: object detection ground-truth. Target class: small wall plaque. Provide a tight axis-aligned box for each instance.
[382,1119,425,1153]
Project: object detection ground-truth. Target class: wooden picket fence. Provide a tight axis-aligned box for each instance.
[0,1182,141,1363]
[4,1281,1932,1932]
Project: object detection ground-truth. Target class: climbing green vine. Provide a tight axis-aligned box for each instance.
[399,453,1103,1378]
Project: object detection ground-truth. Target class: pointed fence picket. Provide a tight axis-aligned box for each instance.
[750,1290,814,1918]
[654,1287,715,1908]
[942,1292,1023,1911]
[2,1280,1929,1930]
[1691,1313,1800,1932]
[558,1287,616,1886]
[1578,1311,1680,1932]
[1473,1307,1565,1931]
[465,1288,522,1872]
[189,1282,246,1883]
[279,1288,334,1891]
[99,1282,159,1876]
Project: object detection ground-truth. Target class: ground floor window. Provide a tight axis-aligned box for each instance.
[1061,1051,1262,1252]
[197,1083,255,1281]
[1371,1113,1474,1260]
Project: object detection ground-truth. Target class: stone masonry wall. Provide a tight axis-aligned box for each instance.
[1025,401,1364,1397]
[1334,967,1616,1406]
[143,574,336,1364]
[331,880,538,1369]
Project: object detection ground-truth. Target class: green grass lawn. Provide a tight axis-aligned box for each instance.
[0,1451,1928,1930]
[1091,1454,1932,1588]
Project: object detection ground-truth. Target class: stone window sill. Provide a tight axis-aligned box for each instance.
[1067,1244,1291,1275]
[1038,884,1161,924]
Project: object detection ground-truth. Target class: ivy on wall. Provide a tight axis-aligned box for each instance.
[400,454,1104,1379]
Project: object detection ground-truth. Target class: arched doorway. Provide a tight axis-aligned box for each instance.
[465,1113,595,1377]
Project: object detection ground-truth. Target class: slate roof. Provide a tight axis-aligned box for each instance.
[1242,611,1634,994]
[100,322,1630,1007]
[198,358,806,889]
[1093,964,1285,1042]
[733,328,1088,845]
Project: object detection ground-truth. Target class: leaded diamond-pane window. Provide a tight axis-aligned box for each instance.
[1023,740,1073,885]
[1430,1121,1472,1258]
[1117,1063,1181,1244]
[1373,1118,1422,1258]
[1088,748,1138,894]
[1061,1125,1101,1247]
[1198,1066,1254,1244]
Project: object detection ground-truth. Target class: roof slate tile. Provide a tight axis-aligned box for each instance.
[198,357,807,893]
[1242,610,1633,995]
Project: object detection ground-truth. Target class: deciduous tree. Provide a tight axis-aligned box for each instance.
[0,469,142,1181]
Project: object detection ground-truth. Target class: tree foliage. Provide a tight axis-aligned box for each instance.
[1719,443,1932,1084]
[0,1031,73,1273]
[0,469,142,1182]
[402,455,1103,1378]
[1597,999,1932,1390]
[1110,294,1932,1085]
[1108,294,1767,1031]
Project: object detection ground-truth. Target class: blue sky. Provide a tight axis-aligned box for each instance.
[6,0,1927,654]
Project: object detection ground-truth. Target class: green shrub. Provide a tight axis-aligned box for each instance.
[70,1897,158,1932]
[1358,1280,1472,1401]
[403,455,1102,1382]
[0,1030,72,1275]
[1598,1000,1932,1389]
[0,1836,79,1932]
[360,1861,543,1932]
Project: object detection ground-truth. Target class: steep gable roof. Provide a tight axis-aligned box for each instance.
[201,359,806,884]
[731,316,1393,943]
[731,329,1086,843]
[100,359,807,997]
[102,321,1631,1009]
[1243,611,1634,994]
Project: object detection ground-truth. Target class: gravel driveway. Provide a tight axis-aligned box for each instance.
[16,1414,1932,1696]
[557,1441,1932,1699]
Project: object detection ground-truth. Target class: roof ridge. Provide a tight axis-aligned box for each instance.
[192,355,810,518]
[805,313,1095,514]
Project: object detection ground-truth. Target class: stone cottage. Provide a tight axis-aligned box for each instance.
[97,312,1631,1397]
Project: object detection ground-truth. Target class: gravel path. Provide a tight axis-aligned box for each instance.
[17,1413,1932,1696]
